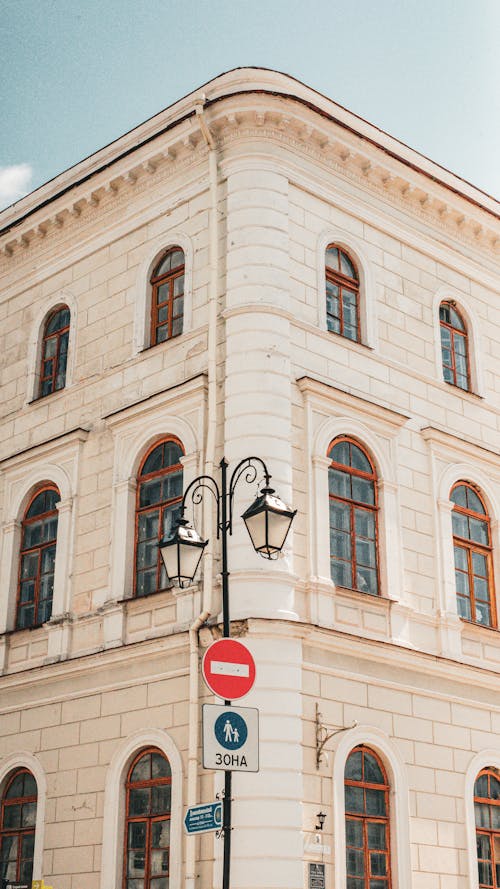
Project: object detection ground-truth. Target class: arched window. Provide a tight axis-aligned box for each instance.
[0,769,37,886]
[325,245,360,342]
[475,768,500,888]
[16,486,60,629]
[451,482,495,627]
[39,306,70,397]
[344,746,391,888]
[328,437,379,595]
[124,748,172,889]
[135,439,184,597]
[439,301,470,391]
[150,248,184,347]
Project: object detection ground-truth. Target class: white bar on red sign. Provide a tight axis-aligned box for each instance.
[211,660,250,678]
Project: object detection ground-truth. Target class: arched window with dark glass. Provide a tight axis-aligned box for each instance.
[0,769,37,887]
[328,437,379,595]
[135,439,184,597]
[150,247,184,346]
[439,301,470,391]
[16,486,60,629]
[325,245,360,342]
[124,748,172,889]
[475,768,500,888]
[451,483,495,627]
[39,305,70,397]
[345,746,391,889]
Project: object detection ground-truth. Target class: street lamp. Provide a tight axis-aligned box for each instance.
[159,455,296,889]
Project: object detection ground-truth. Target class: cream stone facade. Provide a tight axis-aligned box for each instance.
[0,68,499,889]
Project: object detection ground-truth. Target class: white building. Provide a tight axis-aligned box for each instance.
[0,67,499,889]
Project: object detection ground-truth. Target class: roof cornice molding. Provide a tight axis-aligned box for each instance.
[0,76,498,263]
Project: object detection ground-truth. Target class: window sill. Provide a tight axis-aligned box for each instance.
[335,584,393,609]
[460,617,499,635]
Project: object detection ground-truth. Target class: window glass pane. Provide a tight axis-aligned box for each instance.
[475,774,489,797]
[173,275,184,297]
[17,605,35,628]
[23,521,42,548]
[355,510,375,539]
[41,545,56,574]
[451,486,467,508]
[128,822,147,849]
[332,559,352,589]
[3,805,21,828]
[442,364,454,384]
[342,298,357,327]
[449,307,465,330]
[20,581,35,604]
[151,785,171,815]
[454,546,468,571]
[345,785,364,814]
[340,252,357,279]
[24,773,37,797]
[1,860,17,880]
[370,852,387,876]
[365,789,386,816]
[327,315,341,334]
[21,552,39,579]
[475,601,491,627]
[21,802,37,827]
[126,880,145,889]
[130,754,151,783]
[142,445,164,475]
[478,860,492,886]
[329,469,351,500]
[152,753,171,779]
[44,336,57,358]
[162,471,183,501]
[345,751,363,781]
[363,752,384,784]
[490,775,500,800]
[469,518,488,545]
[367,822,386,850]
[6,774,24,798]
[140,479,162,508]
[137,540,158,570]
[138,512,159,542]
[491,806,500,830]
[352,477,375,506]
[156,325,168,343]
[346,817,363,847]
[475,802,490,828]
[350,445,371,473]
[136,569,157,598]
[330,501,350,531]
[457,595,471,620]
[356,538,377,569]
[152,820,171,847]
[454,332,467,356]
[477,832,491,859]
[456,373,468,391]
[369,881,388,889]
[343,324,357,341]
[330,440,351,466]
[129,788,150,816]
[151,849,169,875]
[158,306,169,324]
[171,317,182,337]
[452,512,469,538]
[346,879,364,889]
[439,304,451,324]
[37,598,53,624]
[326,246,339,269]
[356,566,378,596]
[474,576,490,603]
[150,878,169,889]
[331,529,351,562]
[465,488,485,513]
[128,850,146,876]
[346,848,365,876]
[162,505,181,539]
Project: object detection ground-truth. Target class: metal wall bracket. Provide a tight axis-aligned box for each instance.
[315,703,357,769]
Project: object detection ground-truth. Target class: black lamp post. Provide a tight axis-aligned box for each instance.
[159,456,296,889]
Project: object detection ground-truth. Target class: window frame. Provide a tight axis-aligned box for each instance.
[451,481,496,629]
[325,244,361,343]
[474,768,500,888]
[134,437,184,598]
[123,747,172,889]
[344,745,392,889]
[149,248,185,348]
[38,305,70,398]
[439,300,471,392]
[328,436,380,597]
[0,768,37,886]
[15,485,60,630]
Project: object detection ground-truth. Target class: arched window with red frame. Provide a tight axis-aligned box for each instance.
[123,748,172,889]
[0,768,37,887]
[135,439,184,597]
[16,485,60,629]
[439,301,470,391]
[328,437,379,595]
[345,746,391,889]
[475,768,500,888]
[325,245,360,342]
[451,482,495,627]
[150,247,184,347]
[39,305,70,397]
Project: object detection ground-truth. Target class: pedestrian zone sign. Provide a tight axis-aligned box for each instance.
[202,704,259,772]
[184,800,222,835]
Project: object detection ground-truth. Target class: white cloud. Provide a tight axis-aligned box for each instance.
[0,164,33,209]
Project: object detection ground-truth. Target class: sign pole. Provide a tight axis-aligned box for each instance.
[220,457,232,889]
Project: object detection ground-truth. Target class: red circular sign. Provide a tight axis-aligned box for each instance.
[202,638,256,700]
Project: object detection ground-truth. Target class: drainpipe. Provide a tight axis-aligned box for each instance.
[184,97,219,889]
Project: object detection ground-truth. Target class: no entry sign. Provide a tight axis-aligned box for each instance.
[202,638,256,700]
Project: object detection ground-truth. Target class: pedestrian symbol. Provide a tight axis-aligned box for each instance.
[214,711,248,750]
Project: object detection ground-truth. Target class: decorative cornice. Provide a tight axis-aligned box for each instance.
[0,88,498,267]
[297,375,410,430]
[421,425,500,470]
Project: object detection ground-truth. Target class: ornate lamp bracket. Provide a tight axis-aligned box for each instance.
[315,702,358,769]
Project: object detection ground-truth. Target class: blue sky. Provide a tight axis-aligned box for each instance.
[0,0,499,209]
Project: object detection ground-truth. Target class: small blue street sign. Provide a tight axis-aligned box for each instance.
[184,801,222,835]
[214,710,248,750]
